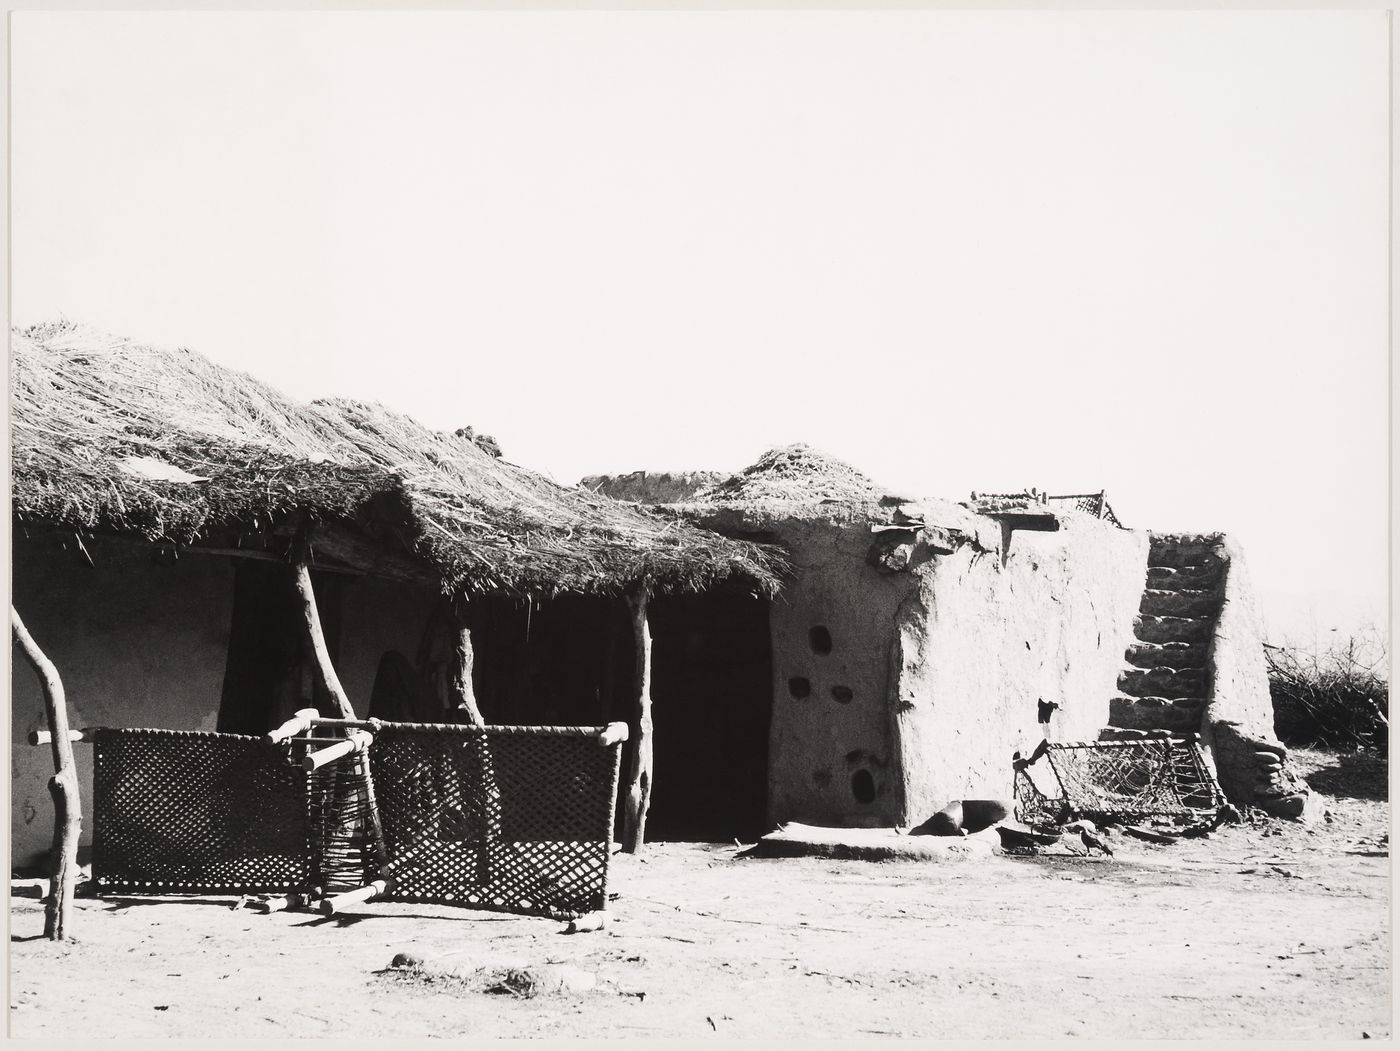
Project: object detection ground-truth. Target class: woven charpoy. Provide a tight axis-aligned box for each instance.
[368,724,623,919]
[91,728,314,894]
[1013,737,1226,828]
[90,722,623,918]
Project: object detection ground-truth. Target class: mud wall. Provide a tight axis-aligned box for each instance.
[893,519,1149,826]
[1199,536,1300,809]
[10,536,236,869]
[764,520,915,828]
[10,535,443,869]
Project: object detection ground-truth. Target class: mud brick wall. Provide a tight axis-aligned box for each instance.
[893,517,1148,826]
[1201,536,1308,814]
[11,534,438,869]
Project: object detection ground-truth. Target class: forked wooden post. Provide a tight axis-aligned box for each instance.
[291,557,357,723]
[620,584,654,854]
[449,604,485,727]
[12,607,81,941]
[290,532,388,867]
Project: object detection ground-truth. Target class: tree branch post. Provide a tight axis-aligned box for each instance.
[621,584,654,854]
[449,603,486,727]
[290,531,388,868]
[12,607,81,940]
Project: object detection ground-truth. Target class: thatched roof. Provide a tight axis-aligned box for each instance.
[693,444,887,509]
[592,445,998,553]
[10,322,785,597]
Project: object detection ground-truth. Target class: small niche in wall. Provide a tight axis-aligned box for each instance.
[788,676,811,699]
[830,685,853,704]
[851,769,876,805]
[809,626,833,655]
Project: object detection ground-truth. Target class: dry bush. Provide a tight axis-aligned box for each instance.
[1267,630,1389,753]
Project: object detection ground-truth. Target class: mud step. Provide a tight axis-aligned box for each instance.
[1148,540,1226,570]
[1124,642,1208,670]
[1149,532,1225,551]
[1138,589,1221,619]
[1108,696,1206,733]
[1118,667,1208,698]
[1134,615,1214,645]
[1146,565,1225,591]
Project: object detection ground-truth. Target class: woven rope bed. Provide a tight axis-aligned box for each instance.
[90,721,625,919]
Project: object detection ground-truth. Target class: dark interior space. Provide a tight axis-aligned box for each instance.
[643,591,773,843]
[217,561,345,735]
[464,587,773,843]
[467,594,632,727]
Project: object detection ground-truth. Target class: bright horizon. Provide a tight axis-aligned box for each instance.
[10,10,1390,652]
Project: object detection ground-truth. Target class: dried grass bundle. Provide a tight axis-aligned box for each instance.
[11,322,785,597]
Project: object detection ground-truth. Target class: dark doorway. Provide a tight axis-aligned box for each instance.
[466,594,629,727]
[217,560,345,735]
[644,592,773,843]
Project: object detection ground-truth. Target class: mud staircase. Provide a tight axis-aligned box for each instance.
[1109,534,1226,735]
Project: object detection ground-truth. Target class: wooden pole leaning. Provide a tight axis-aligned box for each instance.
[620,584,654,854]
[11,607,81,941]
[290,530,389,870]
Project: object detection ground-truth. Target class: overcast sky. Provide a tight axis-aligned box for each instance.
[10,10,1389,650]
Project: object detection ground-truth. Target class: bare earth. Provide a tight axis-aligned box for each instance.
[9,749,1390,1040]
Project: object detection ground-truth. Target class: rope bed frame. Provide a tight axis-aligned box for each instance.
[78,716,627,920]
[1013,734,1229,832]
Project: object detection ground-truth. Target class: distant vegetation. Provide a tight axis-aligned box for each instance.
[1268,628,1389,754]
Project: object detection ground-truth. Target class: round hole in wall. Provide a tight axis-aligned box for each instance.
[809,626,833,655]
[787,676,811,699]
[851,769,877,805]
[831,685,854,704]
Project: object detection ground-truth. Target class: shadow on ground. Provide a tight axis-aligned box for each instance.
[1302,750,1388,802]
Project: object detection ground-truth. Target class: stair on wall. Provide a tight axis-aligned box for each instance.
[1108,534,1226,734]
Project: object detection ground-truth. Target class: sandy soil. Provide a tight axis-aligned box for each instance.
[9,748,1389,1040]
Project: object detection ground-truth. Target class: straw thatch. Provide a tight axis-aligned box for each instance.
[591,444,994,549]
[11,322,785,597]
[693,444,887,509]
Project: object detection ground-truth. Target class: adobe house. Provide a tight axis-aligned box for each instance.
[584,445,1307,829]
[9,323,784,869]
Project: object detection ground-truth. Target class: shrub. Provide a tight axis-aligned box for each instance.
[1267,631,1389,753]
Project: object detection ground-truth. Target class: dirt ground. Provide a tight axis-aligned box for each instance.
[9,748,1390,1040]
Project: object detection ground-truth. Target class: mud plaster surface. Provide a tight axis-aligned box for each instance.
[895,519,1148,822]
[10,536,440,867]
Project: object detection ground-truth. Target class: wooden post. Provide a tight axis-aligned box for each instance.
[290,534,388,868]
[620,584,653,854]
[12,607,81,941]
[449,605,485,726]
[290,557,356,722]
[447,603,498,885]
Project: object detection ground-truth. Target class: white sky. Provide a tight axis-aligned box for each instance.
[9,10,1390,650]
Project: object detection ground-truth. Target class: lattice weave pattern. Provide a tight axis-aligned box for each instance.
[370,726,622,918]
[92,729,314,893]
[89,724,623,918]
[1014,738,1224,827]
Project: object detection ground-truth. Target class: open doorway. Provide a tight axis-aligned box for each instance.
[644,591,773,843]
[217,560,346,735]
